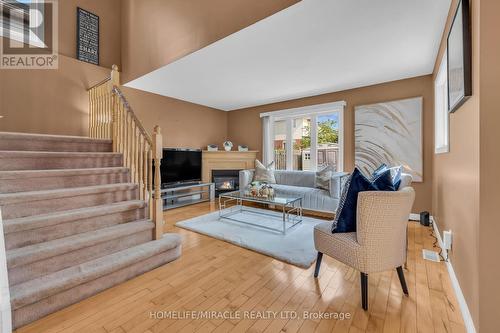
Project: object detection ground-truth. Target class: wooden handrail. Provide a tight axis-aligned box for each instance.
[86,76,111,91]
[112,87,152,146]
[88,65,164,239]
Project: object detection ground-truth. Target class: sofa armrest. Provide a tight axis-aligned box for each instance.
[239,169,254,190]
[329,172,350,198]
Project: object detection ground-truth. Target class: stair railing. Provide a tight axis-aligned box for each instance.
[88,65,164,240]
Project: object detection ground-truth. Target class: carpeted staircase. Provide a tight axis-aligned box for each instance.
[0,131,181,329]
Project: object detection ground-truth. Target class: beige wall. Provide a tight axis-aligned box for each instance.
[0,0,122,135]
[121,0,299,83]
[58,0,122,69]
[121,87,227,149]
[228,75,434,213]
[431,0,480,327]
[433,0,500,330]
[0,55,108,136]
[0,0,229,145]
[477,0,500,331]
[2,0,122,68]
[0,56,229,145]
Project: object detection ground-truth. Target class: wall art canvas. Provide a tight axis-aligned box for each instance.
[355,97,423,182]
[447,0,472,113]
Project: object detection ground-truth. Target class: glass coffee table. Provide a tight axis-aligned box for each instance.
[218,190,303,234]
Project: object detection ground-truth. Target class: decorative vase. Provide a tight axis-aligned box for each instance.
[223,141,233,151]
[207,144,218,151]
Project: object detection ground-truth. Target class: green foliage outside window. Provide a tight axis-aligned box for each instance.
[295,120,338,150]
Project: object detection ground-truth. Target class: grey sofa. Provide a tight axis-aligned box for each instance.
[239,169,348,213]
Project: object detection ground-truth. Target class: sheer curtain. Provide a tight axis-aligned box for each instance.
[262,116,273,165]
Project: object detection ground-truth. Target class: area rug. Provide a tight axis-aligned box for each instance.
[175,207,327,268]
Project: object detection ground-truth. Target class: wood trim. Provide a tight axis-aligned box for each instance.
[259,100,346,119]
[202,151,258,183]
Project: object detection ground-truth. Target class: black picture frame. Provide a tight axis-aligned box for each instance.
[447,0,472,113]
[76,7,99,65]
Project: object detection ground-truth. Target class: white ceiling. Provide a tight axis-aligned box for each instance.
[125,0,451,111]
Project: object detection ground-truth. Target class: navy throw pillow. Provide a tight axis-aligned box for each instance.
[372,169,397,191]
[332,168,376,233]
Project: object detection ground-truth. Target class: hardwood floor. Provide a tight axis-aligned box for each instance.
[16,202,466,333]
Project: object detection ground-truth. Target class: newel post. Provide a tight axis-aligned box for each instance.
[152,126,164,239]
[110,64,120,87]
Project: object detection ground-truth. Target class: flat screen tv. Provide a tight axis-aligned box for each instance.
[160,148,202,187]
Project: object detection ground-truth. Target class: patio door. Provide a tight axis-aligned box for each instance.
[265,101,345,172]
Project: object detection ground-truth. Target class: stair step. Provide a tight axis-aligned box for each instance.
[7,220,155,286]
[0,183,138,219]
[11,234,181,328]
[3,200,147,249]
[0,151,122,171]
[0,132,182,329]
[0,167,131,193]
[0,132,112,152]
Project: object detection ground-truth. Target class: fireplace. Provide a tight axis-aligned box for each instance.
[212,170,240,197]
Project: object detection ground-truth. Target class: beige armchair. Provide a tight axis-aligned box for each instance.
[313,187,415,310]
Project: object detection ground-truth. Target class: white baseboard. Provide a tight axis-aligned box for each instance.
[430,217,476,333]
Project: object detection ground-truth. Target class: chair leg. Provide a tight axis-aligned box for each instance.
[314,252,323,278]
[396,266,409,295]
[404,226,408,270]
[360,272,368,310]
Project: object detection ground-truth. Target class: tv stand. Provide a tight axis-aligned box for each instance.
[163,181,200,189]
[161,182,215,210]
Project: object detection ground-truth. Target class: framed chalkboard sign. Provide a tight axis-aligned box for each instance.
[77,7,99,65]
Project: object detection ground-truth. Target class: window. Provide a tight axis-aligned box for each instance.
[0,0,46,48]
[261,101,345,172]
[435,52,449,154]
[292,116,311,171]
[316,113,339,169]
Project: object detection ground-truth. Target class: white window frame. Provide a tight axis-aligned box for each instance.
[261,101,345,171]
[435,52,450,154]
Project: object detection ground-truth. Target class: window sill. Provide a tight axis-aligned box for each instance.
[435,146,449,154]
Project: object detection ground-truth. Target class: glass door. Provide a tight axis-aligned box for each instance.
[269,109,343,172]
[316,113,340,171]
